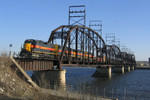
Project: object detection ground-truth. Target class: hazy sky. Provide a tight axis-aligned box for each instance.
[0,0,150,61]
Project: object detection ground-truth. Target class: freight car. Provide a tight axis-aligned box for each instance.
[19,39,95,62]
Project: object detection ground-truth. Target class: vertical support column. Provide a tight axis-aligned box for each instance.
[30,61,32,71]
[56,60,61,69]
[40,61,42,70]
[47,69,66,90]
[128,66,131,72]
[88,29,90,64]
[61,27,64,46]
[36,61,38,71]
[124,66,130,72]
[38,61,40,70]
[41,61,43,70]
[92,66,111,78]
[26,61,29,71]
[44,61,46,70]
[24,60,26,71]
[114,66,124,74]
[38,61,40,71]
[33,69,66,90]
[52,38,53,44]
[76,28,78,63]
[68,34,71,64]
[85,30,87,63]
[131,65,134,71]
[33,61,36,71]
[32,61,33,71]
[92,32,94,64]
[96,48,98,64]
[82,28,85,64]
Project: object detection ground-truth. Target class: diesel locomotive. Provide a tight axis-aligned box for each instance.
[20,39,95,62]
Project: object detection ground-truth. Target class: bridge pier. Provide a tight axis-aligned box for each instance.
[32,69,66,90]
[92,66,111,78]
[124,66,130,72]
[114,66,124,74]
[131,66,135,71]
[48,69,66,89]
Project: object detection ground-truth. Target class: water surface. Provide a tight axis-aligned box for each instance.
[27,67,150,99]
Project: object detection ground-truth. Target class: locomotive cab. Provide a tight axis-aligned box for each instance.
[20,39,36,58]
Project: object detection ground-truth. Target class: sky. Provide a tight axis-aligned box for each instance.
[0,0,150,61]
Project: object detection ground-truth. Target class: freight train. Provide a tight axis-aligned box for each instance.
[20,39,97,62]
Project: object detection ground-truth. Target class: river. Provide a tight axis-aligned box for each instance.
[26,67,150,100]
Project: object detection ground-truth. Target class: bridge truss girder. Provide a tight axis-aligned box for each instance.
[48,25,136,69]
[104,45,136,66]
[48,25,106,66]
[104,45,122,65]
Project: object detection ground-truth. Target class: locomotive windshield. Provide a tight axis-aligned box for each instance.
[25,39,36,44]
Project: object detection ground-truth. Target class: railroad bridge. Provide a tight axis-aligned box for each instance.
[14,25,136,77]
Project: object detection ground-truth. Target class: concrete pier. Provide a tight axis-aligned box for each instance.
[131,66,135,71]
[124,66,130,72]
[47,69,66,84]
[92,66,111,77]
[32,69,66,90]
[114,66,124,74]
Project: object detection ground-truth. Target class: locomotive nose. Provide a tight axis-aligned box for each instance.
[24,43,31,52]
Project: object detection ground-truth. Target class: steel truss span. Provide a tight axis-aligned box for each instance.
[48,25,135,69]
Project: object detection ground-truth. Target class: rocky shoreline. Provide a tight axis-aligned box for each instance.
[0,54,116,100]
[0,55,65,100]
